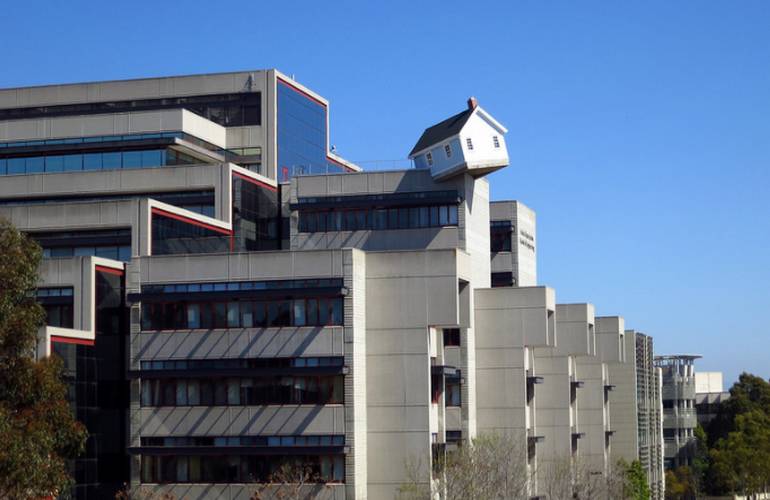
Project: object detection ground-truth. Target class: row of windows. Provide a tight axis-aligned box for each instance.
[141,297,344,331]
[0,148,200,176]
[140,356,344,371]
[0,131,221,152]
[43,303,74,329]
[36,287,74,297]
[43,245,131,262]
[424,136,500,165]
[298,204,459,233]
[140,375,344,407]
[141,278,343,295]
[4,190,215,218]
[141,435,345,448]
[141,454,344,484]
[294,190,459,207]
[0,92,262,127]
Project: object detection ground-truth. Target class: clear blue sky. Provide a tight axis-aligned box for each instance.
[2,1,768,385]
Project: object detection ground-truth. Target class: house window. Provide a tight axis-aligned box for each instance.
[466,138,473,150]
[492,136,500,148]
[444,144,452,158]
[425,152,433,166]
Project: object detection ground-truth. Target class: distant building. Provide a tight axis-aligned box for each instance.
[695,371,730,427]
[655,355,701,470]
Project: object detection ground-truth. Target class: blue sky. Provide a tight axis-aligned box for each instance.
[2,1,768,385]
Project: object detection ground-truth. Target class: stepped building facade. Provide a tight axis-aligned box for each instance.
[0,70,664,499]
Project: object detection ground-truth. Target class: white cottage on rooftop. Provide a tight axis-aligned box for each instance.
[409,97,509,180]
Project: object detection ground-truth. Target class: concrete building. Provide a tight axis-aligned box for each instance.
[490,200,537,287]
[0,70,665,499]
[695,371,730,427]
[606,331,665,499]
[655,355,701,470]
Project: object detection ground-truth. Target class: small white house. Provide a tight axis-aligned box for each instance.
[409,97,509,181]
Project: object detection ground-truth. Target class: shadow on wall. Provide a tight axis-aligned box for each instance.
[134,326,337,361]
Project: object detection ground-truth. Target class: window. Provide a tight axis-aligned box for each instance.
[466,137,473,150]
[493,136,500,148]
[0,93,262,126]
[298,204,460,233]
[443,328,461,347]
[141,375,344,406]
[444,144,452,158]
[140,296,345,331]
[426,152,433,166]
[140,453,344,484]
[446,378,462,406]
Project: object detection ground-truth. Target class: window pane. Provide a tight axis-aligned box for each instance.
[187,304,200,329]
[123,151,143,168]
[254,302,266,327]
[176,380,188,405]
[188,380,200,405]
[102,152,122,169]
[430,206,439,226]
[26,157,44,173]
[227,302,240,328]
[83,153,102,170]
[419,207,429,227]
[409,207,419,228]
[307,299,318,326]
[388,209,398,229]
[45,155,65,172]
[214,303,227,328]
[294,300,306,326]
[8,158,25,174]
[63,155,82,171]
[448,205,458,225]
[439,206,449,225]
[318,299,330,325]
[398,208,409,229]
[241,302,253,328]
[142,149,163,167]
[331,298,343,325]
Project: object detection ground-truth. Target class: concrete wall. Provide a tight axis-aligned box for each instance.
[490,200,537,286]
[364,249,461,500]
[0,108,226,147]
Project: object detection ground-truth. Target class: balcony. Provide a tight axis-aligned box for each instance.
[662,409,697,429]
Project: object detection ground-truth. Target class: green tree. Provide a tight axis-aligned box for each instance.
[709,409,770,496]
[621,459,651,500]
[706,373,770,447]
[0,218,88,498]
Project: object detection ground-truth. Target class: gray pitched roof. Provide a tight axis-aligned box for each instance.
[409,108,474,157]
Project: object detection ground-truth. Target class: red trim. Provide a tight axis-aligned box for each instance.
[151,208,232,235]
[232,171,277,192]
[277,77,327,108]
[51,335,94,346]
[95,265,124,276]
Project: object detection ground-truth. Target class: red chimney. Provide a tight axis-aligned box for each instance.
[467,96,478,110]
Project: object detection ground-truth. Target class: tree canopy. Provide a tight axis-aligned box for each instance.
[0,218,87,498]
